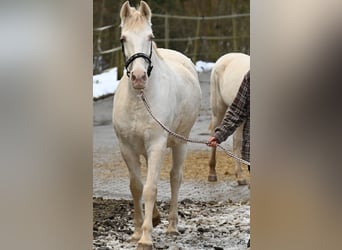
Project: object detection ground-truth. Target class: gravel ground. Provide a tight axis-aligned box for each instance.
[93,198,250,250]
[93,71,250,249]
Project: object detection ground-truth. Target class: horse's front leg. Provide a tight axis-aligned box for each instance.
[138,140,166,249]
[167,143,187,235]
[120,144,144,242]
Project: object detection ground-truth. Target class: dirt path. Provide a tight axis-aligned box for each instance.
[93,71,250,201]
[93,71,250,249]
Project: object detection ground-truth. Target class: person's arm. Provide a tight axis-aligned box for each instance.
[208,72,250,146]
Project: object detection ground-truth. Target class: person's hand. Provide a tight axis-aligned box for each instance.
[207,136,218,147]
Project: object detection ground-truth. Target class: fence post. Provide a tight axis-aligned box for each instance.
[232,2,238,51]
[110,36,116,69]
[93,0,106,74]
[164,14,169,49]
[192,18,201,63]
[117,27,124,80]
[94,12,250,75]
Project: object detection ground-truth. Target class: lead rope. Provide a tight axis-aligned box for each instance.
[139,90,251,166]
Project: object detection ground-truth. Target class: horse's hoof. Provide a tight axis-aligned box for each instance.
[137,243,153,250]
[152,214,161,227]
[167,231,180,236]
[208,175,217,182]
[237,179,248,186]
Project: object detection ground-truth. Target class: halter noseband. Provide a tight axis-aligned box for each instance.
[121,41,153,78]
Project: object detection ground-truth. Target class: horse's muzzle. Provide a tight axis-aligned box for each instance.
[132,82,146,89]
[131,70,147,89]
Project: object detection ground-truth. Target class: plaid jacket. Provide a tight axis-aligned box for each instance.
[214,71,250,162]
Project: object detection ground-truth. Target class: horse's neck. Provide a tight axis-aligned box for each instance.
[142,50,167,92]
[150,48,164,76]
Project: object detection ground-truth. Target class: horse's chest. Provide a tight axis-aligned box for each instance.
[114,104,154,141]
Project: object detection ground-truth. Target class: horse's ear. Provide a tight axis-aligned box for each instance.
[139,1,152,24]
[120,1,132,26]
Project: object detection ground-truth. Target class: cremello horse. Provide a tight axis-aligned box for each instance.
[208,53,250,184]
[113,1,201,249]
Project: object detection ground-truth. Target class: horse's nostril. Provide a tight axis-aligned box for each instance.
[131,71,147,82]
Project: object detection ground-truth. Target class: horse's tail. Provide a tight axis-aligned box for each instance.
[208,66,222,134]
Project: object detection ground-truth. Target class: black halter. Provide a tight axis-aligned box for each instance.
[121,41,153,77]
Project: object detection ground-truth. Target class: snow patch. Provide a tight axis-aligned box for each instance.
[93,68,119,99]
[93,61,215,98]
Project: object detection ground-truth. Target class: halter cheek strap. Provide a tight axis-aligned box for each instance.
[124,53,153,77]
[121,41,153,77]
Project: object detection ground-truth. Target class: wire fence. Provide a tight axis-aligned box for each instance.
[93,12,249,76]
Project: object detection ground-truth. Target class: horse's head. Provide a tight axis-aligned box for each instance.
[120,1,154,89]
